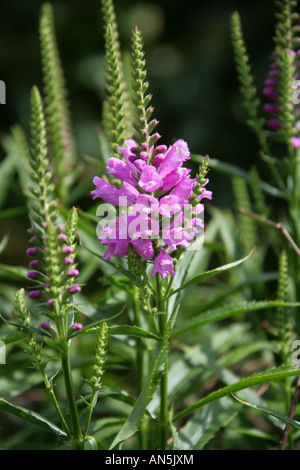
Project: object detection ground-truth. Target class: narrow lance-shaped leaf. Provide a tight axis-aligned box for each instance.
[173,365,300,422]
[167,248,255,298]
[0,397,68,439]
[171,299,300,337]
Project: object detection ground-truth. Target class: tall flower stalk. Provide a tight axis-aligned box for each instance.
[17,86,84,449]
[91,19,212,448]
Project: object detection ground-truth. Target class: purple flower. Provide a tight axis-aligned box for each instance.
[138,165,163,192]
[28,290,43,299]
[71,323,83,330]
[58,233,68,241]
[263,87,279,101]
[291,136,300,148]
[91,177,139,206]
[26,247,38,256]
[29,259,39,267]
[27,270,40,280]
[40,322,51,330]
[158,139,190,179]
[66,269,79,277]
[47,299,53,308]
[267,119,282,131]
[198,179,213,201]
[263,103,280,115]
[62,246,74,254]
[131,239,154,260]
[68,285,81,294]
[91,136,212,277]
[152,248,175,279]
[64,257,74,264]
[106,157,138,186]
[161,167,190,192]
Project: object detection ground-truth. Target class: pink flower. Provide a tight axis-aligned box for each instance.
[40,322,52,330]
[263,87,279,101]
[62,246,74,254]
[106,157,138,186]
[26,247,38,256]
[68,285,81,294]
[158,139,190,179]
[71,323,83,330]
[138,165,163,192]
[291,136,300,148]
[29,259,39,267]
[27,270,40,280]
[161,167,190,192]
[131,238,154,260]
[91,177,139,206]
[67,269,79,277]
[28,290,43,299]
[152,248,175,279]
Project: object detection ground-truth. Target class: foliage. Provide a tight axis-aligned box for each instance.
[0,0,300,451]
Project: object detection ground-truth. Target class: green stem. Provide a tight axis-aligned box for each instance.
[83,388,98,438]
[61,350,83,449]
[132,286,147,450]
[41,368,71,438]
[156,274,169,450]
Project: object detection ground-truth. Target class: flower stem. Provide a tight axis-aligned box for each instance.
[61,350,83,449]
[41,368,71,438]
[132,285,147,450]
[83,388,98,438]
[156,274,169,450]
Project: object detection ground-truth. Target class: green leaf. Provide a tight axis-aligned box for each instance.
[173,365,300,422]
[0,397,68,439]
[109,332,169,449]
[172,300,298,337]
[167,249,254,298]
[232,393,300,430]
[0,263,28,282]
[177,397,240,450]
[108,325,160,341]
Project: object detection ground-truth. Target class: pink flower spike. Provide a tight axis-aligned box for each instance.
[152,248,175,279]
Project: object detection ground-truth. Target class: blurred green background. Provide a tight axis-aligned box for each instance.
[0,0,276,265]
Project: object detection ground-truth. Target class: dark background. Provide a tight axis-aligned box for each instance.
[0,0,276,209]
